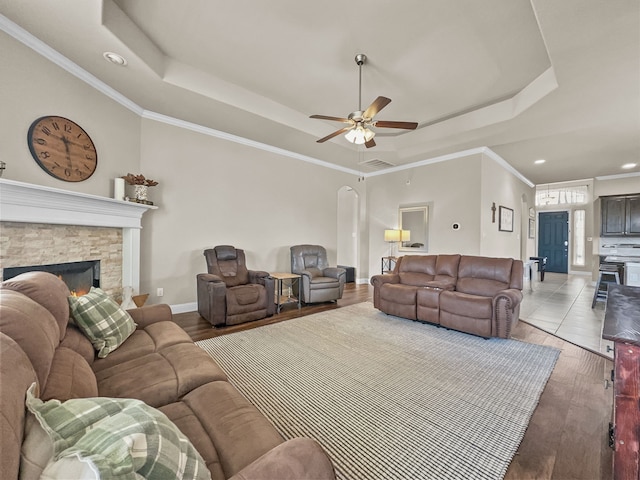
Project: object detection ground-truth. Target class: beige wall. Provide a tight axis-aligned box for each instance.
[594,175,640,198]
[138,120,356,306]
[365,153,534,278]
[0,32,141,195]
[366,154,483,277]
[480,154,535,260]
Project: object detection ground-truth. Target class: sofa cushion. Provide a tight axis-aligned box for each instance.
[398,255,437,286]
[228,438,335,480]
[380,283,417,305]
[26,385,210,480]
[160,381,283,479]
[1,271,71,342]
[229,284,262,306]
[91,321,195,374]
[0,334,39,480]
[95,343,228,407]
[379,284,418,320]
[68,287,136,358]
[59,325,95,365]
[440,291,493,319]
[41,347,98,402]
[456,256,513,296]
[0,290,59,391]
[303,254,319,268]
[434,254,461,282]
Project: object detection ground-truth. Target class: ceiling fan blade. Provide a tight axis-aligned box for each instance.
[363,96,392,119]
[374,120,419,130]
[310,114,351,123]
[365,138,376,148]
[317,126,354,143]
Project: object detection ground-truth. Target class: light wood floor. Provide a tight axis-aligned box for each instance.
[174,283,613,480]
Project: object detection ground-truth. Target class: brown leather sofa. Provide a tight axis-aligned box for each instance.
[0,271,335,480]
[197,246,275,326]
[371,254,524,339]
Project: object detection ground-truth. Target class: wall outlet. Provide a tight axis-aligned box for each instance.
[156,287,164,297]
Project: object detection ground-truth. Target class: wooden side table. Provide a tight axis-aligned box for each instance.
[381,256,397,274]
[270,272,301,313]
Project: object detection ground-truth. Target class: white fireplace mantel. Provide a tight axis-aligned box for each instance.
[0,179,156,291]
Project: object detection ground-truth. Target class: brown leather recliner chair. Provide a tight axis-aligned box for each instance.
[290,245,346,304]
[197,246,275,326]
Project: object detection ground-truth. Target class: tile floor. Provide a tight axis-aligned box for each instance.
[520,272,613,359]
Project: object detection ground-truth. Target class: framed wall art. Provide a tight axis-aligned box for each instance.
[498,206,514,232]
[528,218,536,238]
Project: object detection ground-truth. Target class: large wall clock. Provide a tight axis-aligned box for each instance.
[27,116,97,182]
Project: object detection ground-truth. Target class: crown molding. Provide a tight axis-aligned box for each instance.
[1,14,534,184]
[595,171,640,181]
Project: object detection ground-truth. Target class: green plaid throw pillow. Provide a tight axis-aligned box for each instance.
[68,287,136,358]
[26,384,211,480]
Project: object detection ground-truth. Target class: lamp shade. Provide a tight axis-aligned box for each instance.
[401,230,411,242]
[384,229,401,242]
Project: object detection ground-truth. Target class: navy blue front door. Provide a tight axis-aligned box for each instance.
[538,211,568,273]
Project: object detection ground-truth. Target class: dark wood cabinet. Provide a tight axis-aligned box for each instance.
[602,194,640,236]
[628,196,640,235]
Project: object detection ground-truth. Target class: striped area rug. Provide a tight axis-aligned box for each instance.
[197,302,559,480]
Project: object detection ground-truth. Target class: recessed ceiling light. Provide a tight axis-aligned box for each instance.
[534,159,546,164]
[103,52,127,66]
[622,163,637,169]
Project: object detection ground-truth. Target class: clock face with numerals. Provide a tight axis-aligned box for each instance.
[27,116,97,182]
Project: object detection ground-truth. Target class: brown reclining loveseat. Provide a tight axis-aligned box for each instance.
[371,254,523,339]
[0,271,335,480]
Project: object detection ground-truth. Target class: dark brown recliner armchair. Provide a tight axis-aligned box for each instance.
[290,245,346,304]
[197,245,275,326]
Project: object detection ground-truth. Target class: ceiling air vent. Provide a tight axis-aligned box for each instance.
[359,158,396,170]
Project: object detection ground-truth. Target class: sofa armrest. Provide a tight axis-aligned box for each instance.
[229,437,335,480]
[493,288,523,308]
[249,270,275,316]
[492,288,524,338]
[370,273,399,288]
[127,304,173,329]
[196,273,227,326]
[248,269,269,282]
[322,267,346,281]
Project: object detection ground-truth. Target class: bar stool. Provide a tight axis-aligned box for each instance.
[591,264,620,308]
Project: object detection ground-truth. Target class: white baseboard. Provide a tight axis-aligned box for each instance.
[170,302,197,314]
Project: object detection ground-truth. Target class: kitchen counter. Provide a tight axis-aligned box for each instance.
[604,256,640,263]
[603,284,640,346]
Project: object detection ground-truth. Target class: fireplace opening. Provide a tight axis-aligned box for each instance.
[3,260,100,296]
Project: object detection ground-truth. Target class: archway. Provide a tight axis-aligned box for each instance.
[337,186,359,276]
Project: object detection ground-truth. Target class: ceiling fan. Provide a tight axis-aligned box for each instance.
[310,54,418,148]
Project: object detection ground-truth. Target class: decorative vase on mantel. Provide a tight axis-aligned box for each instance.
[121,173,158,206]
[133,184,148,201]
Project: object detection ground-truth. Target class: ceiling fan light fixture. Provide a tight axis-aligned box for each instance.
[345,126,375,144]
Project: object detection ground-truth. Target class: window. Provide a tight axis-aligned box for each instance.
[535,185,588,206]
[573,209,585,266]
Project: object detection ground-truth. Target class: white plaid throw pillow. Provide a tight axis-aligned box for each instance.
[68,287,136,358]
[25,384,210,479]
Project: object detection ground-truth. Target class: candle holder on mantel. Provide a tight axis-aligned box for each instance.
[121,173,158,205]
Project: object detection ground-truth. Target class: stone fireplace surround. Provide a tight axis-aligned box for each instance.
[0,179,155,298]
